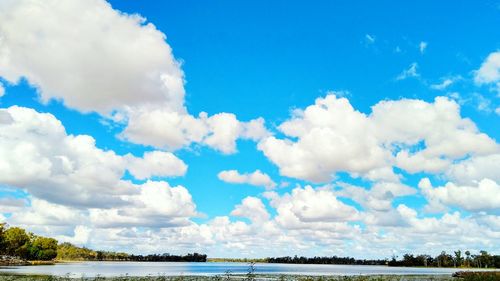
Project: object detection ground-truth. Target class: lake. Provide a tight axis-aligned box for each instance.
[0,262,469,277]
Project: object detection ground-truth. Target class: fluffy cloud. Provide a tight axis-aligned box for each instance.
[446,154,500,185]
[126,151,187,180]
[265,186,359,228]
[474,51,500,94]
[419,178,500,212]
[0,106,189,208]
[89,181,198,228]
[337,182,416,212]
[231,197,270,224]
[0,0,269,154]
[259,95,390,183]
[259,94,498,183]
[218,170,277,189]
[0,0,184,114]
[123,111,269,153]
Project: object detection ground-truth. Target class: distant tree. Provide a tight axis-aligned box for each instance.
[454,250,463,267]
[465,251,471,267]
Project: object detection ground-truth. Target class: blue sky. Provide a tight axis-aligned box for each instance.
[0,0,499,258]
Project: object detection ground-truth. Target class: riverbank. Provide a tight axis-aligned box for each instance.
[0,273,463,281]
[0,256,29,267]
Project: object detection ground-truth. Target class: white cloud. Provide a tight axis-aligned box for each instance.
[89,181,198,228]
[419,178,500,212]
[218,170,277,189]
[0,0,185,114]
[231,196,270,224]
[446,154,500,185]
[258,94,498,183]
[396,62,419,80]
[265,186,359,227]
[0,106,195,211]
[126,151,187,180]
[474,51,500,94]
[419,41,428,54]
[0,0,269,154]
[430,76,460,90]
[122,109,269,153]
[337,182,416,212]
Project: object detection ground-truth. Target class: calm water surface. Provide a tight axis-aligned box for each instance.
[0,262,469,277]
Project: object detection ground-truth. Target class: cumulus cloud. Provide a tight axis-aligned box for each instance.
[446,153,500,185]
[218,170,277,189]
[0,0,184,114]
[231,197,270,224]
[419,178,500,212]
[0,106,190,208]
[337,182,416,212]
[89,181,198,228]
[265,186,359,227]
[126,151,187,180]
[474,51,500,94]
[0,0,269,154]
[258,94,498,183]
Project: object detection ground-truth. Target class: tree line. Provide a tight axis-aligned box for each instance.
[267,256,386,265]
[1,224,206,262]
[388,250,500,268]
[267,251,500,268]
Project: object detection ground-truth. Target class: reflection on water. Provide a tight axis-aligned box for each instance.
[0,262,464,277]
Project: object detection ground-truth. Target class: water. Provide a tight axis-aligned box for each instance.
[0,262,468,277]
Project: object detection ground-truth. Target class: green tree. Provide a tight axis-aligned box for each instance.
[454,250,463,267]
[0,223,6,254]
[4,227,30,258]
[29,236,58,260]
[465,251,471,267]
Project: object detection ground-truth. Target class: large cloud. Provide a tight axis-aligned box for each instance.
[419,178,500,212]
[0,106,187,207]
[0,0,269,153]
[0,0,184,114]
[259,94,498,183]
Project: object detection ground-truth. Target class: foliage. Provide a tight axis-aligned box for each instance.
[267,255,386,265]
[387,250,500,268]
[0,226,57,261]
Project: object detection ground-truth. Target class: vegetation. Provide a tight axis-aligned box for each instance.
[387,251,500,268]
[0,224,206,262]
[267,256,385,265]
[266,251,499,268]
[0,223,57,261]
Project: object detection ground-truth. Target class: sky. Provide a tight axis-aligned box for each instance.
[0,0,499,259]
